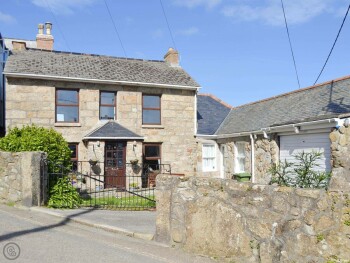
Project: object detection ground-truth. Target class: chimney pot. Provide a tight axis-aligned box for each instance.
[164,47,179,67]
[45,22,52,35]
[38,24,44,35]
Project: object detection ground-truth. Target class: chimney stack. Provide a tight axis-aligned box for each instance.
[164,48,179,67]
[36,22,54,51]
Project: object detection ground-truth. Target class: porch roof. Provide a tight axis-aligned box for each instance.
[83,121,143,140]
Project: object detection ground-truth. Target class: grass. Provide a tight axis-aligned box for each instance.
[81,194,156,209]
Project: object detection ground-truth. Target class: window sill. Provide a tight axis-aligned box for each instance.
[142,125,164,129]
[54,123,81,127]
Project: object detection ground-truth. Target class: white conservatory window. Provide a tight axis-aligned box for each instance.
[202,144,216,172]
[235,142,246,173]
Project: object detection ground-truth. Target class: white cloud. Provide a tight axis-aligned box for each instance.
[221,0,343,26]
[32,0,96,15]
[176,27,199,36]
[173,0,221,9]
[0,12,16,24]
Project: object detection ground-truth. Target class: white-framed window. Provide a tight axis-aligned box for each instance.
[235,142,246,173]
[202,144,216,172]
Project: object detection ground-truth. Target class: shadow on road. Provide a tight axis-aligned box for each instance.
[0,208,96,242]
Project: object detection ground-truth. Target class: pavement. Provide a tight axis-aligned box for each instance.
[29,206,156,240]
[0,204,215,263]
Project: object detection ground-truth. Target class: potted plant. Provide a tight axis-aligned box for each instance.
[129,182,139,191]
[233,172,251,182]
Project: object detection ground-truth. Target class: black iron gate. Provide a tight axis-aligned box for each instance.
[40,157,171,210]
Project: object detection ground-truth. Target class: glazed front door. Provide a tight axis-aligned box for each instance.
[104,141,126,189]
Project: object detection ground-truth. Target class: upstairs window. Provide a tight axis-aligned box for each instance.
[142,95,161,125]
[202,144,216,172]
[235,142,246,173]
[56,89,79,123]
[100,91,116,120]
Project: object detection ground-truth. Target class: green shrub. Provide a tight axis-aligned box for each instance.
[269,151,331,189]
[0,125,71,171]
[48,178,82,208]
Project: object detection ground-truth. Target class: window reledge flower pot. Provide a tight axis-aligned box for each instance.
[234,172,251,182]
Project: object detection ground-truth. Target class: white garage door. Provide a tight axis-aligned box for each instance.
[280,133,331,172]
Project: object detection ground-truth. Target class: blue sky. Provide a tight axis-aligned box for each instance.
[1,0,350,107]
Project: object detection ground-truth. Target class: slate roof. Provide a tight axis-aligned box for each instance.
[197,94,231,135]
[4,49,200,88]
[84,121,143,139]
[217,76,350,135]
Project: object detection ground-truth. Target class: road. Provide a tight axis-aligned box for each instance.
[0,205,214,263]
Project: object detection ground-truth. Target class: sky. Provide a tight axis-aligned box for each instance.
[1,0,350,107]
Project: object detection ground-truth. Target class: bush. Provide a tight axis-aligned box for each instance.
[48,177,82,208]
[269,151,331,189]
[0,125,71,170]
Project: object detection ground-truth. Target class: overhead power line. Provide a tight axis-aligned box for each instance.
[313,3,350,85]
[103,0,127,58]
[44,0,71,51]
[280,0,301,89]
[159,0,177,51]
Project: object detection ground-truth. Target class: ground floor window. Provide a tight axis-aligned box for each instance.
[143,143,162,188]
[234,142,246,173]
[68,143,79,171]
[202,144,216,172]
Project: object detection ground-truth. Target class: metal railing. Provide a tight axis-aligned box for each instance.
[41,158,171,210]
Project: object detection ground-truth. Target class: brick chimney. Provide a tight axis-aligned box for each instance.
[36,22,54,50]
[164,48,179,67]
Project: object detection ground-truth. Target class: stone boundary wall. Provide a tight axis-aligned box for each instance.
[0,151,45,206]
[155,175,350,262]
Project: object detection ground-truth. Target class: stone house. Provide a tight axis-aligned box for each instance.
[1,23,201,188]
[198,76,350,189]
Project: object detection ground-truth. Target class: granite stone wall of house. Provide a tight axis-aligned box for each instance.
[155,175,350,262]
[0,151,44,206]
[5,78,197,175]
[217,135,279,183]
[329,125,350,192]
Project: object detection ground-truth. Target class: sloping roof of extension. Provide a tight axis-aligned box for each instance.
[197,94,231,135]
[4,49,200,88]
[84,121,143,140]
[4,38,37,50]
[216,76,350,135]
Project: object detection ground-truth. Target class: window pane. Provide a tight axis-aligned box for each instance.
[143,95,160,108]
[143,110,160,124]
[203,145,215,158]
[145,145,160,158]
[238,157,245,172]
[57,106,79,122]
[100,106,114,119]
[68,144,77,159]
[101,92,115,105]
[57,90,78,105]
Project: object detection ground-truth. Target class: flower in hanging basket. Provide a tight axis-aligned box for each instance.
[130,159,139,165]
[89,159,98,166]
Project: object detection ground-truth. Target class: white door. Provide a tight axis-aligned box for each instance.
[280,133,331,172]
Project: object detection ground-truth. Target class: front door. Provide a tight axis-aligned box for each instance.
[104,141,126,189]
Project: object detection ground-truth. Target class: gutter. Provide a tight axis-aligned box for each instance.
[83,137,144,140]
[3,72,201,91]
[217,118,340,139]
[195,134,218,139]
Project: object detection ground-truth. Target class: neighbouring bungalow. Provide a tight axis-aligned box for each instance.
[197,76,350,190]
